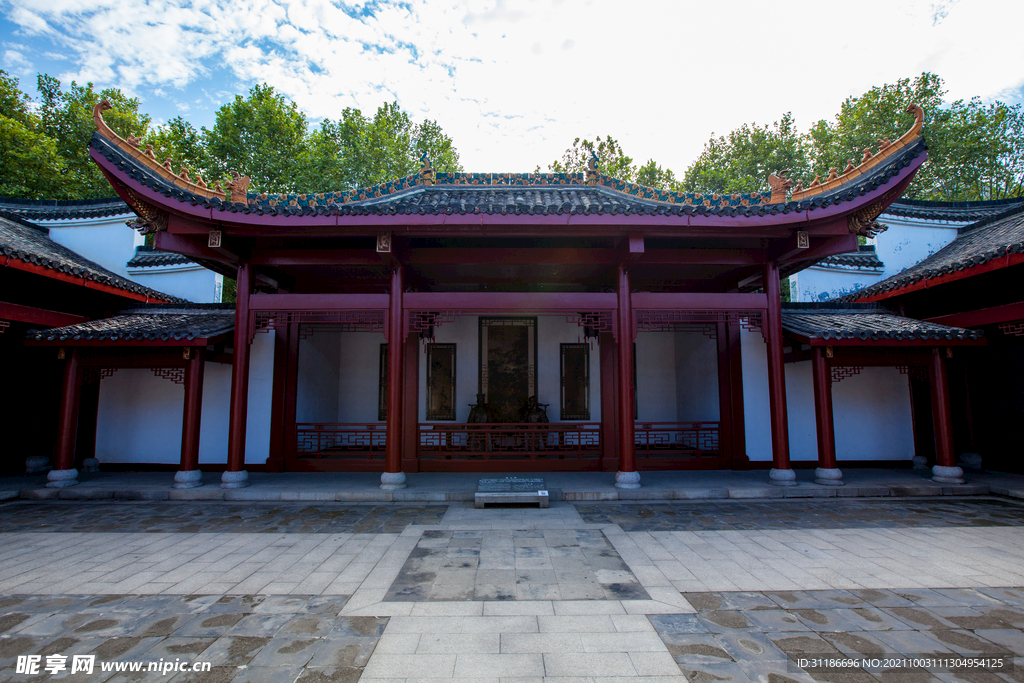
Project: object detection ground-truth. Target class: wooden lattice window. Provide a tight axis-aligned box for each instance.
[560,343,590,420]
[378,343,388,421]
[426,343,456,420]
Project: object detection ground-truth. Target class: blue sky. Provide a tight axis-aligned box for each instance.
[2,0,1023,174]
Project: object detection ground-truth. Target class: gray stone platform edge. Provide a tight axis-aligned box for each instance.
[3,476,1022,504]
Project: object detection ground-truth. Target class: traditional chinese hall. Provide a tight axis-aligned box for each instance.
[20,102,986,491]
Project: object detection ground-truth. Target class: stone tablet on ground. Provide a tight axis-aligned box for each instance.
[475,477,549,508]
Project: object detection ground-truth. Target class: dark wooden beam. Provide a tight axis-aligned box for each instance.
[926,301,1024,328]
[0,302,88,328]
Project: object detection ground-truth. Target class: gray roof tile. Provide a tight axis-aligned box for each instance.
[0,212,185,302]
[27,304,235,343]
[782,303,983,342]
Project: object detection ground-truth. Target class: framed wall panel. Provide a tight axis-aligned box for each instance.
[479,317,537,422]
[560,343,590,420]
[426,343,456,420]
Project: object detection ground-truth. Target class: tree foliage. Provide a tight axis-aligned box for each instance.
[681,113,810,195]
[0,74,462,200]
[36,74,150,198]
[306,102,462,192]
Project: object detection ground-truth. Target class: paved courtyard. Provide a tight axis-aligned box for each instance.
[0,497,1023,682]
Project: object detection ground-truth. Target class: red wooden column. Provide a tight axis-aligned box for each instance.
[763,262,795,485]
[727,322,748,469]
[223,261,253,489]
[381,266,407,489]
[715,322,734,468]
[615,266,639,488]
[402,334,419,473]
[48,349,82,487]
[930,347,965,484]
[599,332,619,472]
[811,347,843,486]
[175,347,206,489]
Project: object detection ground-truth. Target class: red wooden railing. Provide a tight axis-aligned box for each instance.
[296,423,386,459]
[634,421,721,458]
[418,423,602,461]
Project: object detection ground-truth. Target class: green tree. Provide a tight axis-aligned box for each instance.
[681,112,810,195]
[144,116,215,184]
[204,84,309,194]
[36,74,150,198]
[542,135,638,182]
[0,71,34,127]
[313,102,461,191]
[0,117,68,198]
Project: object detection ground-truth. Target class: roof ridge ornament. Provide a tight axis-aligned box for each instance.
[92,99,237,202]
[788,103,925,203]
[419,151,434,186]
[586,151,599,186]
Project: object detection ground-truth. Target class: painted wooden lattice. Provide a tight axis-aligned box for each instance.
[152,367,185,385]
[635,310,764,341]
[634,422,720,457]
[252,310,386,341]
[418,423,601,461]
[831,366,862,383]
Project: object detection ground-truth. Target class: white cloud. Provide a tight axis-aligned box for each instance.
[3,0,1023,177]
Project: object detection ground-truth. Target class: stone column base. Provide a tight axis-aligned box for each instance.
[221,470,249,489]
[380,471,407,490]
[814,467,844,486]
[769,468,797,486]
[912,455,929,470]
[614,471,641,489]
[932,464,965,485]
[25,456,51,474]
[174,470,204,489]
[46,468,79,488]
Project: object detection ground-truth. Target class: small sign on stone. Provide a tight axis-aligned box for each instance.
[475,477,549,508]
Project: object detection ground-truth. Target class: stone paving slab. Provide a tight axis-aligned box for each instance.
[5,468,1024,504]
[4,496,1024,682]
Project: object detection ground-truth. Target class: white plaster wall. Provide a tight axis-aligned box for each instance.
[876,217,960,279]
[673,329,719,422]
[337,331,388,424]
[296,331,341,423]
[790,212,966,303]
[93,332,273,466]
[43,215,142,279]
[740,327,772,461]
[635,331,677,422]
[128,267,222,303]
[412,316,603,423]
[740,329,915,463]
[790,268,885,303]
[832,367,914,460]
[95,369,185,464]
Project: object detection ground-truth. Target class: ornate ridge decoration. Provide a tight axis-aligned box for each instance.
[123,189,169,234]
[93,100,242,203]
[787,104,925,202]
[847,201,888,238]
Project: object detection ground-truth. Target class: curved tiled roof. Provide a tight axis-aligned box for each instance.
[90,133,926,220]
[883,197,1024,223]
[0,196,130,220]
[27,304,235,343]
[816,245,884,271]
[843,203,1024,301]
[127,246,193,268]
[781,303,983,342]
[0,212,185,303]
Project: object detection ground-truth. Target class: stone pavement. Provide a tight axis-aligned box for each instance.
[4,469,1024,504]
[0,497,1022,682]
